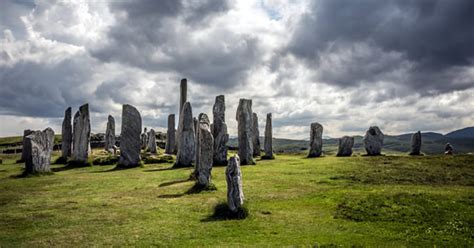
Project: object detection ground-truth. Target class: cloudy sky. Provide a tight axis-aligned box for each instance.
[1,0,473,139]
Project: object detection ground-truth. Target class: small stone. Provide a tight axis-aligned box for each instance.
[409,131,422,155]
[308,122,323,157]
[165,114,176,154]
[61,107,72,159]
[364,126,384,156]
[263,113,273,159]
[118,104,142,167]
[72,104,91,163]
[226,155,244,213]
[175,102,195,167]
[212,95,228,165]
[337,136,354,157]
[252,113,261,157]
[147,129,157,154]
[24,128,55,175]
[105,115,116,153]
[236,99,254,165]
[195,113,214,187]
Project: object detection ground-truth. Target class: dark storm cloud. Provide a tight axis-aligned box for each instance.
[91,0,258,88]
[285,0,474,94]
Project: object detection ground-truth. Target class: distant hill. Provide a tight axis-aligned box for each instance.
[446,127,474,138]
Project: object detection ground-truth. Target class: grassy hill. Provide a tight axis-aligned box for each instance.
[0,150,473,246]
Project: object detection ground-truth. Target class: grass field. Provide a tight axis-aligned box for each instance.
[0,151,473,246]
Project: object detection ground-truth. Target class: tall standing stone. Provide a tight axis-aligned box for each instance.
[263,113,273,159]
[61,107,72,159]
[147,129,157,153]
[21,129,34,162]
[104,115,115,152]
[24,128,54,175]
[177,79,187,144]
[409,131,422,155]
[165,114,176,154]
[364,126,384,156]
[175,102,195,167]
[337,136,354,157]
[195,113,214,187]
[193,117,198,163]
[72,104,91,163]
[212,95,228,165]
[308,122,323,157]
[226,155,244,213]
[141,127,148,149]
[118,104,142,167]
[236,99,254,165]
[252,113,261,157]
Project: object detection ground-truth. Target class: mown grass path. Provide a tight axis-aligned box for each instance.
[0,153,473,246]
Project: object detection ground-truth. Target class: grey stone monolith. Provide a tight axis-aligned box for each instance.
[24,128,54,175]
[21,129,34,162]
[141,127,148,149]
[364,126,384,155]
[252,113,261,157]
[226,155,244,212]
[105,115,115,152]
[175,102,195,167]
[147,129,157,153]
[118,104,142,167]
[61,107,72,158]
[177,79,187,144]
[236,99,254,165]
[308,122,323,157]
[165,114,176,154]
[263,113,273,159]
[409,131,422,155]
[212,95,228,165]
[72,104,91,163]
[337,136,354,157]
[195,113,214,187]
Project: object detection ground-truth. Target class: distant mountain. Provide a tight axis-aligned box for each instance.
[446,127,474,138]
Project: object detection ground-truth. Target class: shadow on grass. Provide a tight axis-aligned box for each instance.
[157,193,187,199]
[159,178,191,187]
[52,160,93,172]
[92,164,142,173]
[201,203,249,222]
[157,181,217,198]
[143,167,175,173]
[11,171,54,179]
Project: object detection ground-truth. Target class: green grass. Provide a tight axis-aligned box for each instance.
[0,151,473,246]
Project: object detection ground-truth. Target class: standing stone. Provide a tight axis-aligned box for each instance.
[177,79,187,144]
[337,136,354,157]
[212,95,228,165]
[175,102,195,167]
[444,143,454,155]
[236,99,254,165]
[118,104,142,167]
[195,113,214,187]
[147,129,157,153]
[252,113,261,157]
[104,115,115,152]
[24,128,54,175]
[141,127,148,149]
[308,122,323,157]
[409,131,422,155]
[363,126,384,156]
[165,114,176,154]
[61,107,72,159]
[226,155,244,212]
[72,104,91,163]
[263,113,273,159]
[20,129,34,162]
[193,117,198,163]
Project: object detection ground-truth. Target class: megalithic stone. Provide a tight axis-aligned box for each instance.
[104,115,115,152]
[118,104,142,167]
[263,113,273,159]
[236,99,254,165]
[141,127,148,149]
[165,114,176,154]
[226,155,244,213]
[61,107,72,158]
[175,102,195,167]
[72,104,91,163]
[195,113,214,187]
[212,95,228,165]
[409,131,422,155]
[308,122,323,157]
[24,128,54,175]
[21,129,34,162]
[177,78,187,145]
[252,113,261,157]
[147,129,157,154]
[336,136,354,157]
[364,126,384,156]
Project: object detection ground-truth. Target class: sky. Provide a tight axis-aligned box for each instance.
[1,0,473,139]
